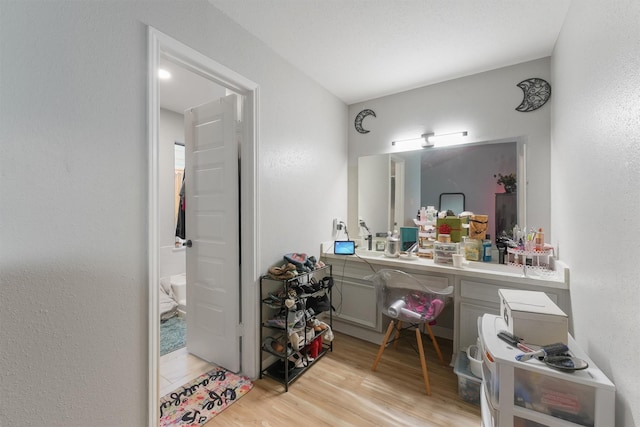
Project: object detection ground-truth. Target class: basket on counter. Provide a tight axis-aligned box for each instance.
[506,247,553,270]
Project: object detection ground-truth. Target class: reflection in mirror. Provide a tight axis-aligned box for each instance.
[358,141,522,241]
[358,155,405,237]
[390,157,404,231]
[174,142,185,245]
[390,161,396,230]
[439,192,465,215]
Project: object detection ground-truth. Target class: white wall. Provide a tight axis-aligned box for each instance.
[0,1,347,425]
[159,108,186,279]
[551,2,640,425]
[348,58,552,244]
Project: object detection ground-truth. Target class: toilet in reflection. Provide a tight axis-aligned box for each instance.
[170,273,187,318]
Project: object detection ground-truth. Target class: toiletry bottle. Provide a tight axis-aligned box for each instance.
[535,227,544,251]
[426,206,436,225]
[482,234,492,262]
[498,246,506,264]
[393,223,400,250]
[384,227,400,258]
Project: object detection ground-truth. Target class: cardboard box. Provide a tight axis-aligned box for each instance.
[459,215,470,238]
[499,289,568,345]
[469,214,488,240]
[436,217,463,242]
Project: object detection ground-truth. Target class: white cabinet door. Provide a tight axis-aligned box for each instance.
[460,301,499,351]
[333,278,378,329]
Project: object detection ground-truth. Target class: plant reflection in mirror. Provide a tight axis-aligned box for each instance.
[496,173,517,193]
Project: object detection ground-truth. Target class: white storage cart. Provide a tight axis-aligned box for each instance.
[478,314,614,427]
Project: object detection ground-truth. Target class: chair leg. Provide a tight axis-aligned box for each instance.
[415,327,431,396]
[372,320,395,372]
[393,321,402,350]
[425,323,445,365]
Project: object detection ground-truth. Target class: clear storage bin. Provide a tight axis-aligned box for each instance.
[454,351,482,405]
[434,242,458,264]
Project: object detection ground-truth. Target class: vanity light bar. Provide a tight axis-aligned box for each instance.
[391,136,426,146]
[392,131,468,148]
[422,131,468,147]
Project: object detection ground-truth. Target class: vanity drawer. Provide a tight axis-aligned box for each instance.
[412,273,450,291]
[461,279,559,305]
[460,280,502,304]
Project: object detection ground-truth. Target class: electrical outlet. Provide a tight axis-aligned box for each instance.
[332,218,340,239]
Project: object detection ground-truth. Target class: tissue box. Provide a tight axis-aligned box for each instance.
[464,238,481,261]
[400,226,419,251]
[499,289,568,345]
[436,217,463,243]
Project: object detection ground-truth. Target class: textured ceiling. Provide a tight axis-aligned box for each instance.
[209,0,571,104]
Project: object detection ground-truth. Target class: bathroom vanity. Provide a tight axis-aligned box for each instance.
[321,248,570,359]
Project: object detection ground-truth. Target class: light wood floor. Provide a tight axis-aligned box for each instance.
[161,330,481,426]
[159,346,216,397]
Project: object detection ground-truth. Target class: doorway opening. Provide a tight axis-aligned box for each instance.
[148,27,259,427]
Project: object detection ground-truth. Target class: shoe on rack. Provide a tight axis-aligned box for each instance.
[288,352,310,369]
[263,336,292,356]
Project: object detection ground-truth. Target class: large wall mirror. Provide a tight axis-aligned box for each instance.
[358,140,526,242]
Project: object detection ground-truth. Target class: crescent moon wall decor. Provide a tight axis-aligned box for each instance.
[515,78,551,112]
[354,109,376,134]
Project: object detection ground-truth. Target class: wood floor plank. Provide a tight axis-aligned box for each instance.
[209,331,481,426]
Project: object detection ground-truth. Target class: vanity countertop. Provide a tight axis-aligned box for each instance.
[321,249,569,290]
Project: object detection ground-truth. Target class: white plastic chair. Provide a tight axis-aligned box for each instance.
[366,269,453,395]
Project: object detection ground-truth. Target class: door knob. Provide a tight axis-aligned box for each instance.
[185,240,193,248]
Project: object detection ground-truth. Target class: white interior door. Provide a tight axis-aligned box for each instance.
[184,94,240,373]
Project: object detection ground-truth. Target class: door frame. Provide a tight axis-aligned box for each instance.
[147,27,260,427]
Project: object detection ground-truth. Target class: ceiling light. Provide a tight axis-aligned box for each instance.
[158,68,172,80]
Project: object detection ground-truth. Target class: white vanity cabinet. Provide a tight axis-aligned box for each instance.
[330,257,453,345]
[321,250,570,358]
